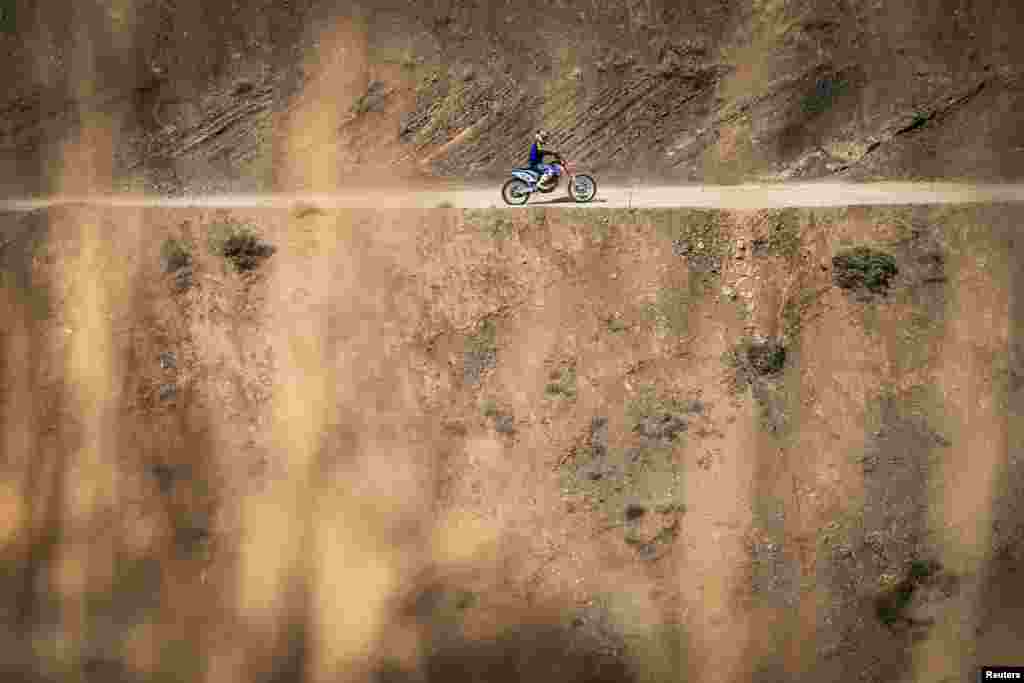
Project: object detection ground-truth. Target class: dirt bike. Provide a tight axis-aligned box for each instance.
[501,158,598,206]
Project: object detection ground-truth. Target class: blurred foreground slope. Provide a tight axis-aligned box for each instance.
[1,203,1024,681]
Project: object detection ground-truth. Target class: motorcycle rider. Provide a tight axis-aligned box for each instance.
[529,130,561,189]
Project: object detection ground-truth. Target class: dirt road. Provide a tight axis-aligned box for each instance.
[1,181,1022,211]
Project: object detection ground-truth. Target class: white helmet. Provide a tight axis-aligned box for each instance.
[535,130,548,145]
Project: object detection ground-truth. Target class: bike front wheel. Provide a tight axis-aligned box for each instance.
[502,178,531,206]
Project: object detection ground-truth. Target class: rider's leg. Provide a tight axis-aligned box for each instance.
[538,163,555,187]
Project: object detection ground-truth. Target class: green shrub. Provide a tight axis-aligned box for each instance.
[654,287,692,336]
[908,559,940,582]
[465,210,514,239]
[207,223,276,272]
[545,364,577,400]
[606,316,628,333]
[781,288,824,342]
[645,284,702,337]
[0,0,14,34]
[399,49,418,70]
[832,246,898,293]
[874,558,941,627]
[746,341,786,375]
[160,238,192,273]
[654,502,687,515]
[455,590,477,610]
[755,208,801,258]
[464,319,498,384]
[466,319,497,355]
[351,81,388,115]
[626,385,690,433]
[480,399,499,417]
[802,74,849,116]
[723,339,788,393]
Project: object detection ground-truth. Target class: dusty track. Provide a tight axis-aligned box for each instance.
[1,182,1023,211]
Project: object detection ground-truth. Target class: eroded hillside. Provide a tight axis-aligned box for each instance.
[1,203,1022,682]
[1,0,1023,195]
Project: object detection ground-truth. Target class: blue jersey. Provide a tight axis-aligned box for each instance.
[529,142,557,167]
[529,142,543,166]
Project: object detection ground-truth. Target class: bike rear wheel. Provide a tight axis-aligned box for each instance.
[568,174,597,203]
[502,178,531,206]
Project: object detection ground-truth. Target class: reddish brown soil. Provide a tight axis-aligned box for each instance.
[2,203,1023,682]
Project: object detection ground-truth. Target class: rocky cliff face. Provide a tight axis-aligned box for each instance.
[1,0,1022,193]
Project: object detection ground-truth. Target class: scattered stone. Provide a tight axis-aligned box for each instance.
[80,655,131,680]
[589,416,609,457]
[634,413,688,441]
[464,320,497,385]
[463,349,497,385]
[859,451,880,473]
[494,413,516,434]
[636,542,659,560]
[671,238,690,256]
[750,236,770,257]
[581,458,621,482]
[354,80,389,113]
[398,112,416,138]
[684,399,706,414]
[674,244,720,274]
[158,351,176,370]
[173,266,193,292]
[442,420,468,436]
[175,524,211,555]
[150,462,192,493]
[158,383,177,401]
